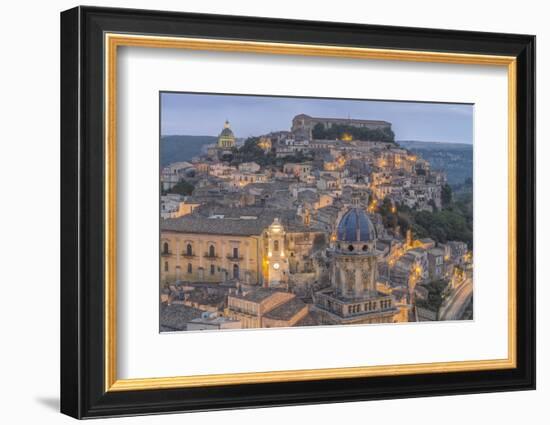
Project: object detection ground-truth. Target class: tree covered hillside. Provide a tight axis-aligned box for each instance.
[398,140,473,186]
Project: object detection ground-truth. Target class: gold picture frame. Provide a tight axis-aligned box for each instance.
[104,33,517,392]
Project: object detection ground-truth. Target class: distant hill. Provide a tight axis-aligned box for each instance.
[160,135,217,167]
[398,140,473,186]
[398,140,473,151]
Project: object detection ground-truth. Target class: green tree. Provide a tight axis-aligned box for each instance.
[168,179,195,196]
[312,123,325,139]
[310,123,395,142]
[441,184,453,208]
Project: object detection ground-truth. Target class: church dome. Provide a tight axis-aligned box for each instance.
[336,208,376,242]
[219,127,234,137]
[218,120,236,148]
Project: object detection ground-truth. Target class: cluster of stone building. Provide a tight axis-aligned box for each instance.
[159,114,472,331]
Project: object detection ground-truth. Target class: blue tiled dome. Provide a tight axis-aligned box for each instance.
[336,208,376,242]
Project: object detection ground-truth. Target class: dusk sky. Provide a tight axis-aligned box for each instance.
[161,92,473,144]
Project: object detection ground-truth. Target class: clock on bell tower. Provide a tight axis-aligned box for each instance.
[265,218,289,287]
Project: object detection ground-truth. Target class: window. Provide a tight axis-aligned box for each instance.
[233,247,239,258]
[186,243,193,256]
[233,264,239,279]
[273,240,279,252]
[210,264,215,275]
[164,261,168,272]
[209,245,215,257]
[163,242,169,254]
[187,263,192,274]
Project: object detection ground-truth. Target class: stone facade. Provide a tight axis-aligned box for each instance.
[291,114,392,140]
[160,232,262,286]
[314,207,399,324]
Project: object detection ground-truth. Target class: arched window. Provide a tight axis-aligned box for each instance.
[233,264,239,279]
[186,243,193,256]
[187,263,192,274]
[163,242,169,254]
[209,245,215,257]
[164,261,168,272]
[273,240,279,252]
[210,264,215,275]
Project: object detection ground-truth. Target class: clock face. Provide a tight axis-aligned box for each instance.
[273,263,280,270]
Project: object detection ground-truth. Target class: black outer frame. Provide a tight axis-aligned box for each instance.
[60,6,536,419]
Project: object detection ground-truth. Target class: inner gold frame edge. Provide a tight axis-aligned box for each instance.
[104,33,518,392]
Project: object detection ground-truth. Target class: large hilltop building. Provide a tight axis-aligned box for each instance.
[291,113,392,140]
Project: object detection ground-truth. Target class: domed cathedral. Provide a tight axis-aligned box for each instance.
[314,207,399,325]
[217,120,236,148]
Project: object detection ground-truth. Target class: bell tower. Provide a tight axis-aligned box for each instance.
[265,218,289,287]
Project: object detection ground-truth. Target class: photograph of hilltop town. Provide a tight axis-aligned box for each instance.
[159,93,473,332]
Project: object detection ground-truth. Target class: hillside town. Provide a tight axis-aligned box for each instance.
[159,114,473,332]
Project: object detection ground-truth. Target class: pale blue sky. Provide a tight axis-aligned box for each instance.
[161,92,473,144]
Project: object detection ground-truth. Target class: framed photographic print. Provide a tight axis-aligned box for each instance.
[60,6,536,419]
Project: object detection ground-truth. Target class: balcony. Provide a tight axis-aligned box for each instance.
[160,251,173,257]
[181,252,196,258]
[226,255,244,262]
[203,253,219,259]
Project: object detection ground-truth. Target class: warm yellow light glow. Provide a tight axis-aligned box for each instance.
[341,133,353,142]
[268,252,272,257]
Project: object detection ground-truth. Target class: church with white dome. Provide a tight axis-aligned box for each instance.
[314,205,399,324]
